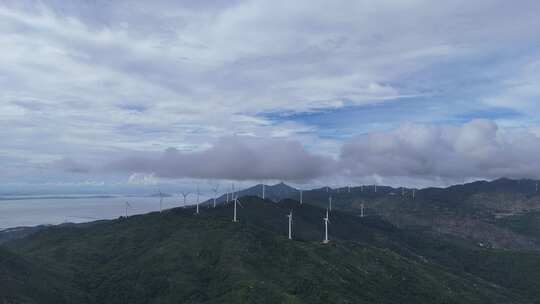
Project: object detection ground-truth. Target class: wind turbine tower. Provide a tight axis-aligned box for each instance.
[233,195,237,222]
[125,201,132,218]
[361,203,365,218]
[232,192,243,223]
[158,190,164,213]
[323,209,330,244]
[286,210,293,240]
[212,184,219,208]
[300,189,303,205]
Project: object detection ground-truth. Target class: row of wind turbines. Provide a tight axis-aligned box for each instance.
[143,183,372,244]
[124,182,425,243]
[121,182,340,243]
[122,180,540,239]
[224,183,336,243]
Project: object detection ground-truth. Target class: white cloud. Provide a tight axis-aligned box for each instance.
[49,120,540,185]
[1,0,540,188]
[128,173,159,185]
[341,119,540,181]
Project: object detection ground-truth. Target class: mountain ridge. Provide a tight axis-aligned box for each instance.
[3,198,534,303]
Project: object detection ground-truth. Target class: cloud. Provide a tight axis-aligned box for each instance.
[1,0,540,189]
[482,59,540,116]
[51,157,91,174]
[340,119,540,180]
[108,136,337,181]
[48,119,540,187]
[127,173,159,185]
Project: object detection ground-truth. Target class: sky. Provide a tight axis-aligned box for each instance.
[1,0,540,195]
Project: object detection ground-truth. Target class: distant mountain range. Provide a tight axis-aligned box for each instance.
[205,178,540,251]
[208,182,300,204]
[294,178,540,250]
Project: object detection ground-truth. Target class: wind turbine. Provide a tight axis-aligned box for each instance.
[158,189,165,213]
[195,185,200,215]
[125,201,133,218]
[360,203,365,218]
[181,191,191,207]
[323,209,330,244]
[286,210,293,240]
[212,183,220,208]
[232,191,243,223]
[233,196,238,222]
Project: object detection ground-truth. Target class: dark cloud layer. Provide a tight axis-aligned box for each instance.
[108,137,337,181]
[59,120,540,183]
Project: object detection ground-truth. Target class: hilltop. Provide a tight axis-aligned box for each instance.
[209,182,299,205]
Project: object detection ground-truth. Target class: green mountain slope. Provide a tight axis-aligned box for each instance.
[299,179,540,250]
[3,199,530,304]
[203,197,540,301]
[0,246,86,303]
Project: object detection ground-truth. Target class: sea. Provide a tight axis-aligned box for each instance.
[0,194,193,229]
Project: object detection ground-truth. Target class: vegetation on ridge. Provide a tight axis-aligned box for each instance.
[2,197,536,303]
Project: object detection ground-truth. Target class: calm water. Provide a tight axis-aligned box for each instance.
[0,195,192,229]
